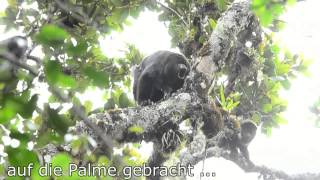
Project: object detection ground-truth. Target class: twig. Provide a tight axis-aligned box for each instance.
[49,86,114,157]
[156,0,188,27]
[54,0,91,25]
[27,55,42,64]
[0,52,38,76]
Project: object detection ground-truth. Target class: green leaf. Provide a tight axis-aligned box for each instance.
[66,40,88,56]
[44,60,76,88]
[51,153,71,176]
[36,131,64,147]
[252,113,261,124]
[0,92,36,123]
[36,25,69,47]
[6,147,38,167]
[128,125,144,134]
[46,106,71,136]
[208,18,217,29]
[275,114,288,125]
[227,101,240,111]
[262,103,272,113]
[18,94,38,119]
[84,100,93,113]
[265,126,272,136]
[112,9,129,23]
[104,98,115,110]
[129,6,140,18]
[271,4,284,17]
[84,66,109,87]
[110,0,123,6]
[287,0,296,6]
[219,85,226,106]
[280,79,291,90]
[0,99,21,123]
[7,0,17,7]
[252,0,267,7]
[215,0,227,11]
[118,92,132,108]
[260,11,274,27]
[276,63,290,75]
[9,131,31,146]
[91,47,107,61]
[98,156,110,166]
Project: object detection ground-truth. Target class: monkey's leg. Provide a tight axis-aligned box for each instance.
[150,88,164,102]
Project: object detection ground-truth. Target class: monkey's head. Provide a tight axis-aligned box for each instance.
[163,54,190,91]
[7,36,28,59]
[177,63,189,79]
[239,120,257,145]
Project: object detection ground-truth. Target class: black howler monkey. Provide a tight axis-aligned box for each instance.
[237,120,257,160]
[133,50,190,105]
[0,36,28,93]
[5,36,28,59]
[218,118,257,160]
[0,36,28,81]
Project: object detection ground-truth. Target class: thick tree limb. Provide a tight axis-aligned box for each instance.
[76,93,195,143]
[195,1,261,96]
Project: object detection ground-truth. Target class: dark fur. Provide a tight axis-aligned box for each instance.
[133,50,189,105]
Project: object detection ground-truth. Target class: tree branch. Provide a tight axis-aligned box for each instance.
[0,52,39,76]
[48,85,114,157]
[54,0,91,25]
[76,93,195,143]
[155,0,188,27]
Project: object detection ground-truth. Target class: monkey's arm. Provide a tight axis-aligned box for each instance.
[136,72,154,105]
[132,66,141,101]
[239,144,250,159]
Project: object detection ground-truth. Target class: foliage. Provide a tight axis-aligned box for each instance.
[0,0,310,178]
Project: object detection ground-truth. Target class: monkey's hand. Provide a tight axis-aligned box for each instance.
[161,129,183,153]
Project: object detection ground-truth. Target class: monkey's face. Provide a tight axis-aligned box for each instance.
[177,64,189,79]
[7,36,28,59]
[164,61,189,92]
[240,121,257,145]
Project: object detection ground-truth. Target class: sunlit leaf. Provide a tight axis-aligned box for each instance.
[9,131,31,146]
[51,153,71,176]
[7,147,38,167]
[209,18,217,29]
[118,92,132,108]
[44,60,76,88]
[128,125,144,134]
[262,103,272,113]
[46,106,71,136]
[18,94,38,119]
[66,40,88,56]
[84,66,109,87]
[36,25,69,47]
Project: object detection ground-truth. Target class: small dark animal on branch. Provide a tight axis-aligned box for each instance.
[0,36,28,92]
[3,36,28,59]
[0,36,28,78]
[236,120,257,160]
[133,50,190,105]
